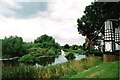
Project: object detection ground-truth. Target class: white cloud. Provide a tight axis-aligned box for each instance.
[0,0,22,18]
[0,0,94,46]
[1,0,17,6]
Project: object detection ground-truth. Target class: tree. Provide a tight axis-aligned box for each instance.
[19,48,57,65]
[34,34,61,53]
[19,34,61,64]
[77,2,119,48]
[71,45,79,50]
[65,52,75,60]
[64,44,70,49]
[46,48,56,56]
[19,53,37,64]
[2,36,25,58]
[34,34,55,44]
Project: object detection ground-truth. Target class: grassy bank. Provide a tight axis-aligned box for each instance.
[2,56,102,79]
[71,61,119,78]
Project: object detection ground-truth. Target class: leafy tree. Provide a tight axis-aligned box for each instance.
[18,34,61,64]
[23,42,35,49]
[2,36,25,58]
[34,43,43,48]
[34,34,61,54]
[20,42,34,55]
[19,53,37,64]
[34,34,55,44]
[79,45,83,49]
[71,45,79,50]
[46,48,56,56]
[19,48,46,64]
[34,34,61,49]
[65,52,75,60]
[19,47,60,64]
[77,2,119,48]
[64,44,70,49]
[19,48,56,65]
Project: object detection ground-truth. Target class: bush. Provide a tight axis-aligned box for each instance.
[19,54,37,64]
[47,48,56,56]
[65,52,76,60]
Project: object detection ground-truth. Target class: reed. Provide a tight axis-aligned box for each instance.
[2,56,102,79]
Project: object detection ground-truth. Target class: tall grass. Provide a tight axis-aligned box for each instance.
[71,61,119,78]
[2,56,102,79]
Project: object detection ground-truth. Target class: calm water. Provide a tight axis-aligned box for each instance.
[45,50,86,66]
[51,50,68,65]
[3,50,86,66]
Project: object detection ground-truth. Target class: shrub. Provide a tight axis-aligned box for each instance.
[47,48,56,56]
[19,54,37,64]
[65,52,76,60]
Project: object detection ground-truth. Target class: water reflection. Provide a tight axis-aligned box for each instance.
[52,50,67,65]
[37,50,86,66]
[37,57,55,66]
[75,54,86,60]
[2,50,86,67]
[52,50,86,65]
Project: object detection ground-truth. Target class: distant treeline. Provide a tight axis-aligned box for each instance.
[1,34,84,64]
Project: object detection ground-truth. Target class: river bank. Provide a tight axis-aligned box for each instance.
[71,60,119,78]
[2,56,102,79]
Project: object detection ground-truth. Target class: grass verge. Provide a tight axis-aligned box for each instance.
[2,56,103,79]
[71,61,119,78]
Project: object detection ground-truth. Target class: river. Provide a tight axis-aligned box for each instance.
[2,50,86,66]
[51,50,86,65]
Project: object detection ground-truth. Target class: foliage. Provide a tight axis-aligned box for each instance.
[77,2,119,39]
[67,69,78,77]
[22,42,35,50]
[84,46,102,56]
[3,56,103,79]
[2,36,26,58]
[1,34,61,64]
[19,53,37,64]
[71,45,79,50]
[74,49,84,54]
[77,2,119,49]
[34,34,55,44]
[63,44,70,49]
[34,34,61,50]
[65,52,75,60]
[71,61,119,78]
[19,47,60,65]
[33,34,61,56]
[63,44,84,55]
[2,65,36,79]
[47,48,56,56]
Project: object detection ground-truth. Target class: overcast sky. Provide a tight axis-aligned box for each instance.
[0,0,94,46]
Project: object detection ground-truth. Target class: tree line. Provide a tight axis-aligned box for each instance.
[1,34,84,64]
[2,34,61,64]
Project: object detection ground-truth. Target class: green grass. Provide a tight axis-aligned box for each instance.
[2,56,102,79]
[71,61,119,78]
